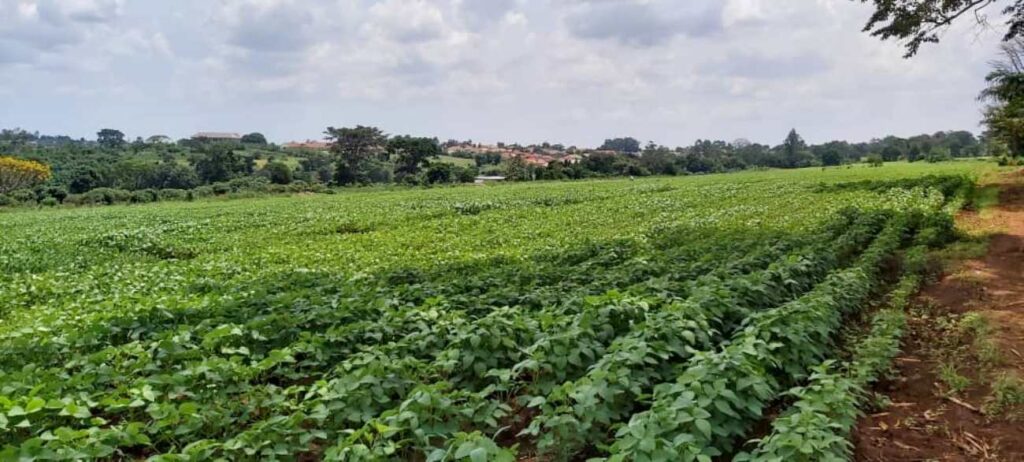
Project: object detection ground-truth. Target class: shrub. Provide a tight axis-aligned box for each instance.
[84,188,131,205]
[454,165,479,183]
[212,183,232,195]
[63,194,86,206]
[228,176,271,192]
[362,159,394,184]
[9,189,37,204]
[997,156,1020,167]
[425,163,454,184]
[0,194,13,207]
[40,197,58,207]
[159,189,188,201]
[192,186,215,198]
[130,189,160,204]
[37,186,68,203]
[264,161,293,185]
[926,149,953,163]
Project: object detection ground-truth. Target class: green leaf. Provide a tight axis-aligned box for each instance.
[469,448,487,462]
[25,398,45,414]
[695,419,712,439]
[454,442,474,459]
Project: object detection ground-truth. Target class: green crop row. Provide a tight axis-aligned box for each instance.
[602,213,916,462]
[733,245,929,462]
[311,210,888,461]
[0,221,803,459]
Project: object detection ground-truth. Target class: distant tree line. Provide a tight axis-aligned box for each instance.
[0,124,998,208]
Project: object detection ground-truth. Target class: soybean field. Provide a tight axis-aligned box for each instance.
[0,161,996,461]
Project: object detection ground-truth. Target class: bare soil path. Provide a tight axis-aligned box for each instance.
[855,172,1024,461]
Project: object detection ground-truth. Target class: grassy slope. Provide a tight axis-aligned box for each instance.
[435,154,476,167]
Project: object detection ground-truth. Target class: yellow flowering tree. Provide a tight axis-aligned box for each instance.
[0,156,52,194]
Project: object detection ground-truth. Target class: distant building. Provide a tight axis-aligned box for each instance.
[520,154,551,167]
[284,140,331,151]
[192,132,242,142]
[474,175,506,184]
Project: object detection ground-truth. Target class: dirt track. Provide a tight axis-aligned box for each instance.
[855,174,1024,461]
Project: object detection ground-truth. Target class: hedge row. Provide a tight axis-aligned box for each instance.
[0,178,333,209]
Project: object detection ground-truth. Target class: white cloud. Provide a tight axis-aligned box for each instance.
[366,0,448,42]
[0,0,1008,145]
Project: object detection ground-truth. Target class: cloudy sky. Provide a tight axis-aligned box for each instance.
[0,0,1007,147]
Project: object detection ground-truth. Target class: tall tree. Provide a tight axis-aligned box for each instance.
[505,155,532,181]
[241,133,268,145]
[981,39,1024,155]
[881,145,903,161]
[97,129,126,149]
[0,156,51,193]
[599,137,641,154]
[130,136,146,154]
[780,129,814,168]
[388,136,442,178]
[152,163,200,189]
[190,143,243,183]
[324,125,387,185]
[0,128,36,150]
[639,143,679,175]
[859,0,1024,57]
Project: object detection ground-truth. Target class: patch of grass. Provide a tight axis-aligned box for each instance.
[975,340,1004,368]
[937,363,972,395]
[933,240,989,270]
[959,313,1004,368]
[947,267,989,288]
[958,313,991,333]
[969,185,1000,212]
[983,373,1024,420]
[436,155,476,167]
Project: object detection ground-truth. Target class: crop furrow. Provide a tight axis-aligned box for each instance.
[601,215,918,461]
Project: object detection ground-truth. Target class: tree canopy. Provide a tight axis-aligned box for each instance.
[981,39,1024,155]
[0,156,51,193]
[190,143,244,183]
[599,137,641,154]
[325,125,388,185]
[781,129,815,168]
[388,136,442,179]
[97,129,126,149]
[241,133,268,145]
[264,161,293,185]
[859,0,1024,57]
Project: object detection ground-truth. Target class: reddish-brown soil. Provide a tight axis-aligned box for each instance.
[854,176,1024,461]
